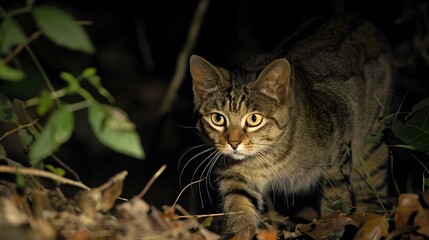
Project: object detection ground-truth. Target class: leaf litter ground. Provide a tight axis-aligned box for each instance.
[0,166,428,240]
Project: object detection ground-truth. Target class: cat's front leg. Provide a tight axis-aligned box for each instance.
[218,178,264,239]
[223,194,259,237]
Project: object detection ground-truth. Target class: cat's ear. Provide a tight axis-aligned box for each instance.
[252,58,290,102]
[190,55,230,101]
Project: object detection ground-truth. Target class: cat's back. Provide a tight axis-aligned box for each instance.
[285,15,390,81]
[243,15,391,83]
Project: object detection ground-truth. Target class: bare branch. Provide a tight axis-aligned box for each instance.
[0,165,90,190]
[138,164,167,198]
[158,0,210,116]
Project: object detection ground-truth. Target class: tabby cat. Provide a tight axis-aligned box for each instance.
[189,15,392,238]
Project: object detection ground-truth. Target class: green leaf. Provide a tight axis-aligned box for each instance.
[389,144,416,151]
[0,94,19,124]
[32,6,95,54]
[87,74,115,103]
[15,172,26,188]
[202,216,214,227]
[81,67,97,79]
[60,71,79,85]
[45,164,65,177]
[60,71,94,101]
[0,61,25,82]
[29,107,74,165]
[412,97,429,114]
[392,105,429,155]
[366,128,386,144]
[0,18,27,54]
[88,104,144,159]
[60,71,80,93]
[18,128,35,147]
[37,90,53,116]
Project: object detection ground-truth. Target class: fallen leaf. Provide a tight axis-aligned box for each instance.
[353,213,388,240]
[0,196,28,226]
[198,228,221,240]
[116,197,152,230]
[296,212,357,239]
[231,226,256,240]
[256,229,277,240]
[78,171,127,225]
[415,209,429,236]
[68,230,89,240]
[394,193,422,229]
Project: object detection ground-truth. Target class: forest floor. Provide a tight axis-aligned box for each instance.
[0,165,428,240]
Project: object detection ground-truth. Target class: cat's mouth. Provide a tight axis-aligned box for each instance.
[229,152,247,160]
[218,144,253,160]
[220,148,249,160]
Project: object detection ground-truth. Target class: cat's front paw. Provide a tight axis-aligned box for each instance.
[222,226,257,240]
[224,214,258,240]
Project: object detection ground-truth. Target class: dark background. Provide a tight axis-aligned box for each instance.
[1,0,428,218]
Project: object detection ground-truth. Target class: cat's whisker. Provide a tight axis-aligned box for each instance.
[179,147,215,189]
[192,150,220,208]
[203,151,223,206]
[178,144,207,170]
[191,150,218,185]
[207,152,223,190]
[176,124,199,130]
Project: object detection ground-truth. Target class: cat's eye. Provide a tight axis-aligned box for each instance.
[246,113,263,127]
[211,113,226,126]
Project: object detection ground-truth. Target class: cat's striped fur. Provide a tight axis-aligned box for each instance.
[189,15,392,237]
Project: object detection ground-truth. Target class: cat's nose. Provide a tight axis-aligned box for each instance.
[228,140,241,150]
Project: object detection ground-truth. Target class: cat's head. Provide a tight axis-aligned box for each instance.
[190,55,292,160]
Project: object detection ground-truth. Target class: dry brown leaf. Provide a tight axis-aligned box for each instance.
[394,193,422,229]
[231,226,256,240]
[256,229,277,240]
[415,208,429,236]
[162,207,177,220]
[116,197,153,230]
[77,171,127,225]
[197,227,221,240]
[0,196,28,226]
[68,230,90,240]
[353,213,388,240]
[296,212,357,239]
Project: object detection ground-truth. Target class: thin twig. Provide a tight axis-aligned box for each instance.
[50,154,81,181]
[174,211,244,220]
[0,119,38,141]
[170,178,206,212]
[3,31,42,64]
[25,45,61,107]
[25,89,67,107]
[65,100,93,112]
[135,16,155,72]
[0,5,31,19]
[95,170,128,192]
[0,165,90,190]
[158,0,210,115]
[138,164,167,198]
